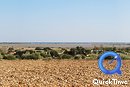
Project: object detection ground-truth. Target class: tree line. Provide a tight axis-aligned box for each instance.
[0,46,130,60]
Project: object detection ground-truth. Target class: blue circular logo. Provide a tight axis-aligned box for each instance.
[98,51,122,75]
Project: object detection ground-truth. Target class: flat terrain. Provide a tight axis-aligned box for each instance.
[0,43,130,48]
[0,60,129,87]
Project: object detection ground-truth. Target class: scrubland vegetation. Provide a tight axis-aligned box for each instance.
[0,46,130,60]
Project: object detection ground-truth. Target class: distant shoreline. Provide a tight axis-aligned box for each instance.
[0,42,130,48]
[0,42,130,44]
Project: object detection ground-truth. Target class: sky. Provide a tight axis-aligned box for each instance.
[0,0,130,42]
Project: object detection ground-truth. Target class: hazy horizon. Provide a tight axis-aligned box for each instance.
[1,41,130,43]
[0,0,130,42]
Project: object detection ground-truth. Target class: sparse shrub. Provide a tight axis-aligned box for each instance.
[46,54,51,57]
[74,55,82,59]
[21,54,30,59]
[40,52,47,58]
[97,54,114,60]
[40,52,51,58]
[15,50,26,58]
[35,47,44,50]
[76,46,87,55]
[113,47,117,51]
[120,53,130,60]
[65,46,87,56]
[15,55,21,59]
[0,54,3,60]
[61,54,72,59]
[43,47,52,51]
[81,55,86,59]
[22,53,42,60]
[42,57,52,60]
[86,49,91,54]
[0,49,6,57]
[31,53,42,60]
[8,47,14,53]
[50,50,59,58]
[69,48,77,56]
[121,56,130,60]
[104,47,113,51]
[63,50,70,55]
[0,49,3,53]
[3,54,16,60]
[25,50,34,54]
[89,54,98,59]
[125,47,130,52]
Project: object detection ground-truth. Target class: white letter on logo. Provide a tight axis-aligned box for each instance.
[93,79,99,85]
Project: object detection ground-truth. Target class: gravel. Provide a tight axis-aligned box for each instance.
[0,60,129,87]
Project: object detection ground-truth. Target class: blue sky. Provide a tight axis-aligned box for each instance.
[0,0,130,42]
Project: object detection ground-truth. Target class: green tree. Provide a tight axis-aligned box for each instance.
[15,50,26,59]
[50,50,59,58]
[69,48,77,56]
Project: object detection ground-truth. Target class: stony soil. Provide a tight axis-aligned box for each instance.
[0,60,129,87]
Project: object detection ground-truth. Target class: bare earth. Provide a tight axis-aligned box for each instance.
[0,60,129,87]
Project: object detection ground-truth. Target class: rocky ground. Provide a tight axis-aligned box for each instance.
[0,60,129,87]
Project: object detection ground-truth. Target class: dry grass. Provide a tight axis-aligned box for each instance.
[0,60,129,87]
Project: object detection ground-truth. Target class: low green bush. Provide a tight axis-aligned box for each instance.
[31,53,42,60]
[40,52,46,58]
[50,50,59,58]
[89,54,98,59]
[61,54,72,59]
[22,53,42,60]
[40,52,51,58]
[35,47,44,50]
[3,54,16,60]
[74,55,82,59]
[0,53,3,60]
[81,55,86,59]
